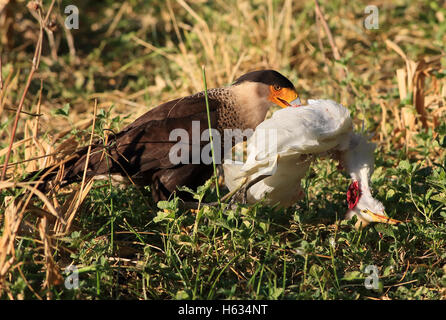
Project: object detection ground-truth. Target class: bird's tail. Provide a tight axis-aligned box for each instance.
[23,143,112,192]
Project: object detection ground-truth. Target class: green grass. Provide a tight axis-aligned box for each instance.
[0,0,445,300]
[5,133,445,300]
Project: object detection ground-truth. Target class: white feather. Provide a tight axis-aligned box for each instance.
[340,133,386,222]
[224,99,388,224]
[223,99,353,208]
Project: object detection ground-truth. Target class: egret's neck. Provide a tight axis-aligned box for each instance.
[351,167,372,196]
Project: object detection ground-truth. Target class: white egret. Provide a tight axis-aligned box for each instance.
[223,99,401,228]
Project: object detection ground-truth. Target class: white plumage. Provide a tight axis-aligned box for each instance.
[223,99,401,227]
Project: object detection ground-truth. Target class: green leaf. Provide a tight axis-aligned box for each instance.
[175,290,190,299]
[309,264,323,277]
[259,222,268,233]
[343,271,363,281]
[269,287,283,299]
[156,201,171,210]
[386,188,396,199]
[432,193,446,204]
[153,210,174,223]
[382,265,394,277]
[176,186,195,196]
[398,160,411,172]
[154,198,178,222]
[52,103,70,117]
[374,223,396,238]
[156,198,179,211]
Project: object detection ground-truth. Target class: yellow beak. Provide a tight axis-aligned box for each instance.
[360,209,403,225]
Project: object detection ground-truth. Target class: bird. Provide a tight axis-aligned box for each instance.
[223,99,402,228]
[26,70,301,202]
[338,132,402,228]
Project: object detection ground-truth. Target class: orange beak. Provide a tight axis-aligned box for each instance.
[360,209,404,225]
[268,86,301,108]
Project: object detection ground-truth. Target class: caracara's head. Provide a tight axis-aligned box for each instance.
[232,70,301,108]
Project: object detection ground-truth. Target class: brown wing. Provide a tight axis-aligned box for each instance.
[119,93,214,134]
[64,94,222,182]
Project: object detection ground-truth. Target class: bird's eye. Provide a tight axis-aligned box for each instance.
[273,84,281,91]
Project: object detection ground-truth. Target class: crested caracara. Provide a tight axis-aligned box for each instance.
[28,70,300,202]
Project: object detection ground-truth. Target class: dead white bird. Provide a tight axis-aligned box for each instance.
[223,99,401,228]
[337,133,401,228]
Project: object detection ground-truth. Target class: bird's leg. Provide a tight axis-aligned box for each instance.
[226,174,270,207]
[220,178,247,203]
[178,177,248,211]
[224,178,248,208]
[181,174,271,211]
[242,174,270,201]
[230,154,280,204]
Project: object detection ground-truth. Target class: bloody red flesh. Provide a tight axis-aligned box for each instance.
[347,181,361,209]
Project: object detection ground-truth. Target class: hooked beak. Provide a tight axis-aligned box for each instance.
[269,86,301,108]
[360,209,402,225]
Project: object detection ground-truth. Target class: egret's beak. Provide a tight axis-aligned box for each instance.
[360,209,402,225]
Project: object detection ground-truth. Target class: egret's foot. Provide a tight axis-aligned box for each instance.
[226,186,248,209]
